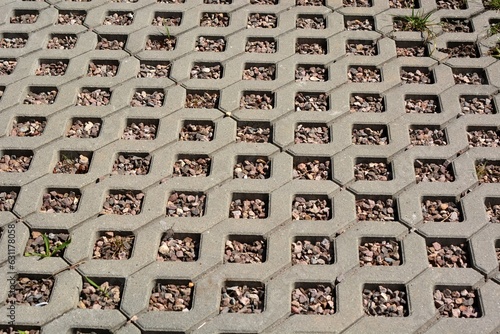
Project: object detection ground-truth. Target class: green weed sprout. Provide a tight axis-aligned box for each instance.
[25,234,71,259]
[84,276,110,298]
[484,0,500,10]
[490,22,500,36]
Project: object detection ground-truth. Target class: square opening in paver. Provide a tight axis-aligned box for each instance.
[352,124,388,145]
[496,240,500,268]
[350,94,385,113]
[452,68,487,85]
[363,284,408,317]
[292,236,333,265]
[245,37,277,53]
[76,87,111,106]
[24,86,58,105]
[11,117,47,137]
[296,64,327,82]
[292,283,335,315]
[225,235,266,263]
[467,126,499,147]
[434,286,481,318]
[196,35,226,52]
[191,62,223,79]
[96,34,127,50]
[112,153,151,175]
[179,120,214,141]
[149,280,194,311]
[87,60,119,77]
[395,40,428,57]
[234,123,266,144]
[415,159,455,183]
[485,197,500,223]
[122,119,158,140]
[427,238,470,268]
[247,13,277,28]
[47,34,77,49]
[460,95,497,114]
[79,277,124,310]
[345,16,374,31]
[348,66,381,82]
[204,0,231,3]
[145,35,176,51]
[441,18,473,32]
[66,119,100,139]
[185,90,219,108]
[152,11,182,26]
[158,232,200,262]
[167,192,206,217]
[405,95,440,113]
[41,189,81,213]
[390,0,419,7]
[295,92,329,111]
[57,10,87,25]
[359,238,401,266]
[93,231,135,260]
[173,154,211,177]
[356,195,397,221]
[103,11,134,25]
[437,0,467,9]
[422,196,463,222]
[0,187,19,212]
[24,229,70,258]
[234,156,270,179]
[476,160,500,183]
[72,329,111,334]
[354,158,392,181]
[220,281,265,313]
[229,193,268,219]
[100,190,144,216]
[200,12,230,27]
[6,275,53,306]
[293,156,331,180]
[400,67,434,84]
[11,10,39,24]
[438,42,479,58]
[53,151,92,174]
[251,0,278,3]
[344,0,372,7]
[36,59,68,76]
[243,63,276,80]
[0,58,16,75]
[296,0,325,5]
[346,40,377,56]
[1,33,28,48]
[137,60,171,78]
[296,38,327,55]
[131,89,165,107]
[240,91,275,109]
[292,194,331,220]
[409,125,447,146]
[0,149,33,172]
[296,14,326,29]
[295,123,330,144]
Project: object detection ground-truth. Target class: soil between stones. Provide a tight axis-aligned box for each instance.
[93,232,135,260]
[434,288,479,318]
[291,285,335,315]
[149,283,193,311]
[427,242,468,268]
[220,285,264,313]
[359,240,401,266]
[363,286,408,317]
[291,238,333,265]
[421,199,461,222]
[224,239,266,262]
[0,154,32,172]
[6,277,53,306]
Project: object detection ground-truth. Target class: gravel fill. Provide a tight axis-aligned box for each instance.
[166,192,206,217]
[24,231,70,257]
[295,93,328,111]
[352,127,388,145]
[438,43,478,58]
[149,283,193,311]
[79,280,122,310]
[296,16,326,29]
[158,0,185,2]
[453,72,485,85]
[359,240,401,266]
[236,125,271,143]
[145,36,176,51]
[0,191,17,211]
[389,0,417,7]
[243,65,275,80]
[185,92,219,108]
[346,42,377,55]
[291,285,335,315]
[293,159,330,180]
[427,241,468,268]
[137,62,170,78]
[224,238,266,262]
[476,162,500,183]
[77,89,111,106]
[437,0,467,8]
[295,124,329,144]
[292,196,330,220]
[460,96,496,114]
[345,18,373,30]
[24,90,58,105]
[65,120,98,138]
[350,95,384,113]
[234,159,270,179]
[157,234,198,262]
[467,129,500,147]
[204,0,231,3]
[400,68,433,84]
[103,12,134,25]
[441,18,473,33]
[47,35,77,49]
[291,238,333,265]
[220,285,264,313]
[173,157,210,177]
[93,232,134,260]
[195,36,226,52]
[247,13,277,28]
[397,44,426,57]
[296,0,325,5]
[96,37,125,50]
[240,92,274,109]
[0,60,17,75]
[36,61,68,76]
[1,36,27,48]
[434,288,480,318]
[10,13,38,24]
[343,0,372,6]
[87,62,118,77]
[101,192,144,215]
[415,160,454,182]
[53,153,90,174]
[10,119,46,137]
[57,11,86,25]
[200,13,229,27]
[295,65,327,81]
[0,153,32,172]
[191,64,222,79]
[363,286,408,317]
[130,90,164,107]
[229,197,267,219]
[122,122,157,140]
[409,128,447,146]
[6,277,53,306]
[421,199,461,222]
[354,161,391,181]
[296,41,326,54]
[179,123,213,141]
[348,66,380,82]
[251,0,278,3]
[485,201,500,223]
[112,154,151,175]
[406,98,438,113]
[356,198,395,221]
[245,39,276,53]
[151,14,181,26]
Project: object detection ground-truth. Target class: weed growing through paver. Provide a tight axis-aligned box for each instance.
[483,0,500,9]
[489,43,500,59]
[490,22,500,35]
[25,232,71,258]
[291,284,335,314]
[476,161,500,183]
[79,277,122,309]
[393,10,438,45]
[149,282,194,311]
[93,232,135,260]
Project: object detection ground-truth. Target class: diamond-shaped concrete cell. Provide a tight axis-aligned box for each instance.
[100,190,144,216]
[229,193,269,219]
[53,151,92,174]
[236,121,272,143]
[467,126,500,148]
[37,59,69,77]
[476,160,500,183]
[157,232,200,262]
[40,188,81,214]
[352,124,388,145]
[96,34,127,50]
[295,92,329,111]
[293,156,331,180]
[166,191,206,217]
[151,11,183,27]
[24,86,58,105]
[137,60,171,78]
[79,276,125,310]
[92,231,135,260]
[355,195,397,221]
[234,155,270,179]
[149,280,194,311]
[122,118,158,140]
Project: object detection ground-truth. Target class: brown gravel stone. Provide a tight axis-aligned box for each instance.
[137,62,170,78]
[234,158,270,179]
[363,286,408,317]
[348,66,380,82]
[467,129,500,147]
[236,124,271,143]
[293,159,330,180]
[179,123,213,141]
[173,157,210,177]
[415,160,454,183]
[243,64,275,80]
[190,64,222,79]
[296,41,326,54]
[77,88,111,106]
[350,95,384,113]
[346,42,377,55]
[57,11,86,25]
[406,97,439,113]
[204,0,231,3]
[343,0,371,6]
[157,234,199,262]
[103,12,134,25]
[0,191,17,212]
[296,15,326,29]
[434,288,480,318]
[166,192,205,217]
[122,122,157,140]
[1,35,28,48]
[359,240,400,266]
[292,196,330,220]
[291,285,335,315]
[220,284,264,313]
[79,280,122,310]
[437,0,467,8]
[200,13,229,27]
[10,12,38,24]
[476,161,500,183]
[485,199,500,223]
[152,13,181,26]
[0,153,32,172]
[251,0,277,3]
[229,197,267,219]
[24,231,70,258]
[296,65,327,81]
[87,62,118,77]
[409,127,447,146]
[240,92,274,109]
[422,199,462,222]
[296,0,325,5]
[291,238,333,265]
[245,38,276,53]
[295,93,328,111]
[24,89,58,105]
[10,119,46,137]
[354,161,391,181]
[47,35,77,49]
[53,153,90,174]
[400,68,433,84]
[158,0,185,2]
[96,37,125,50]
[149,283,193,311]
[396,44,426,57]
[441,18,473,33]
[247,13,277,28]
[36,61,68,76]
[460,96,496,114]
[0,60,17,75]
[185,92,219,108]
[453,71,485,85]
[145,36,176,51]
[130,90,164,107]
[427,241,468,267]
[225,238,266,262]
[295,124,329,144]
[6,277,53,306]
[100,192,144,215]
[352,127,388,145]
[390,0,417,8]
[356,197,395,221]
[195,36,226,52]
[93,232,134,260]
[346,18,373,30]
[40,190,80,213]
[438,43,478,58]
[112,154,151,175]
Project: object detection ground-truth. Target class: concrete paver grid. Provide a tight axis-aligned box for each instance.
[0,0,499,333]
